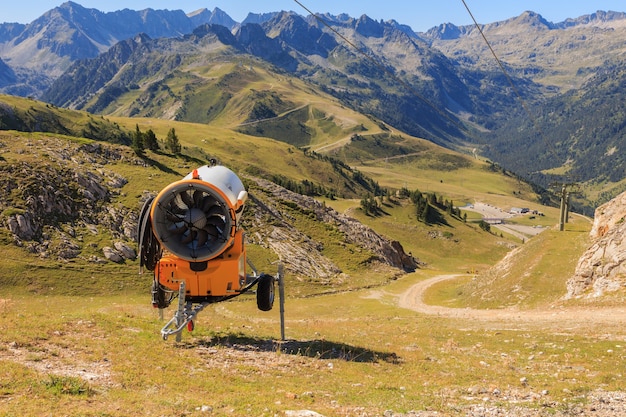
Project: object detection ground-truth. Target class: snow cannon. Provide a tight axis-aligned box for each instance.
[150,165,248,263]
[137,164,276,341]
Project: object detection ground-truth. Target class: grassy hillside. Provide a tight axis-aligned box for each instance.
[425,215,594,310]
[0,93,572,295]
[3,95,623,416]
[91,58,387,152]
[0,94,130,144]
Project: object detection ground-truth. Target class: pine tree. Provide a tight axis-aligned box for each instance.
[132,124,144,155]
[165,128,181,154]
[420,202,430,223]
[144,129,159,151]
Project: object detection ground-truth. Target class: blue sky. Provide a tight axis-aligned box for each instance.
[2,1,626,32]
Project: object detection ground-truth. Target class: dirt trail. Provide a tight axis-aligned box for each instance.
[398,274,626,334]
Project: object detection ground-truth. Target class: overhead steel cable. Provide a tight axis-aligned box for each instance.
[293,0,471,139]
[461,0,578,217]
[460,0,547,145]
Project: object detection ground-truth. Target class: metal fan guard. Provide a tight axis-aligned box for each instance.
[151,181,234,262]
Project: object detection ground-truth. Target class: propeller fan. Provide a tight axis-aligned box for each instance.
[167,188,226,245]
[148,165,247,262]
[151,182,233,262]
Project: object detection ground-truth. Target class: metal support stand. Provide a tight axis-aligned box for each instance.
[160,281,210,341]
[159,276,263,341]
[174,281,186,342]
[156,261,284,342]
[278,263,285,341]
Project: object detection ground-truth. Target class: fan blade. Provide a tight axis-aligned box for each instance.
[205,204,223,217]
[207,215,225,225]
[201,196,216,212]
[180,190,194,208]
[166,211,183,222]
[206,216,225,235]
[180,230,196,245]
[196,229,208,246]
[203,224,219,238]
[173,193,188,210]
[193,190,204,207]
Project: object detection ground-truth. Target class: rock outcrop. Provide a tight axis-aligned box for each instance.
[0,137,139,263]
[566,192,626,298]
[247,177,420,281]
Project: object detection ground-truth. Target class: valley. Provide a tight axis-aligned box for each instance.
[1,4,626,416]
[1,115,623,415]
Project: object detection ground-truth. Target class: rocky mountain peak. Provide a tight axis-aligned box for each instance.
[233,22,297,71]
[204,7,237,30]
[241,11,280,26]
[191,23,237,46]
[477,10,553,34]
[262,11,337,57]
[559,10,626,28]
[56,1,86,15]
[263,11,308,34]
[0,3,218,96]
[424,22,463,40]
[513,10,554,29]
[355,14,385,38]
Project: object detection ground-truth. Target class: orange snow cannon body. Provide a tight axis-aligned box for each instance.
[148,165,248,300]
[136,164,276,340]
[154,230,246,300]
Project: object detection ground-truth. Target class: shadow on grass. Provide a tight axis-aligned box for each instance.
[139,151,208,175]
[182,333,402,364]
[139,154,179,175]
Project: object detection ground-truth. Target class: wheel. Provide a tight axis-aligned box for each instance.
[256,274,275,311]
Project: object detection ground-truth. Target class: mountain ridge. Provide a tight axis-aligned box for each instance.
[422,9,626,41]
[0,2,241,95]
[2,4,626,208]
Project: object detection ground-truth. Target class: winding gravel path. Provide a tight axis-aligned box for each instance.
[394,274,626,416]
[398,274,626,333]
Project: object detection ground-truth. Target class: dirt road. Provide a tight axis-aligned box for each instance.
[398,274,626,334]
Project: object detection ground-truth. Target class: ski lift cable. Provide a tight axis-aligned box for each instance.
[293,0,471,138]
[460,0,547,145]
[462,0,579,213]
[461,0,573,180]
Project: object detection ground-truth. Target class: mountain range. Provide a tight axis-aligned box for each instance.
[2,2,626,210]
[2,5,626,413]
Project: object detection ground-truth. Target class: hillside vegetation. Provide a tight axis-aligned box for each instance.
[2,6,626,415]
[0,95,130,144]
[1,87,624,415]
[0,93,538,291]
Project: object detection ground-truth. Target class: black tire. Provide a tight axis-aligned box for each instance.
[256,274,275,311]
